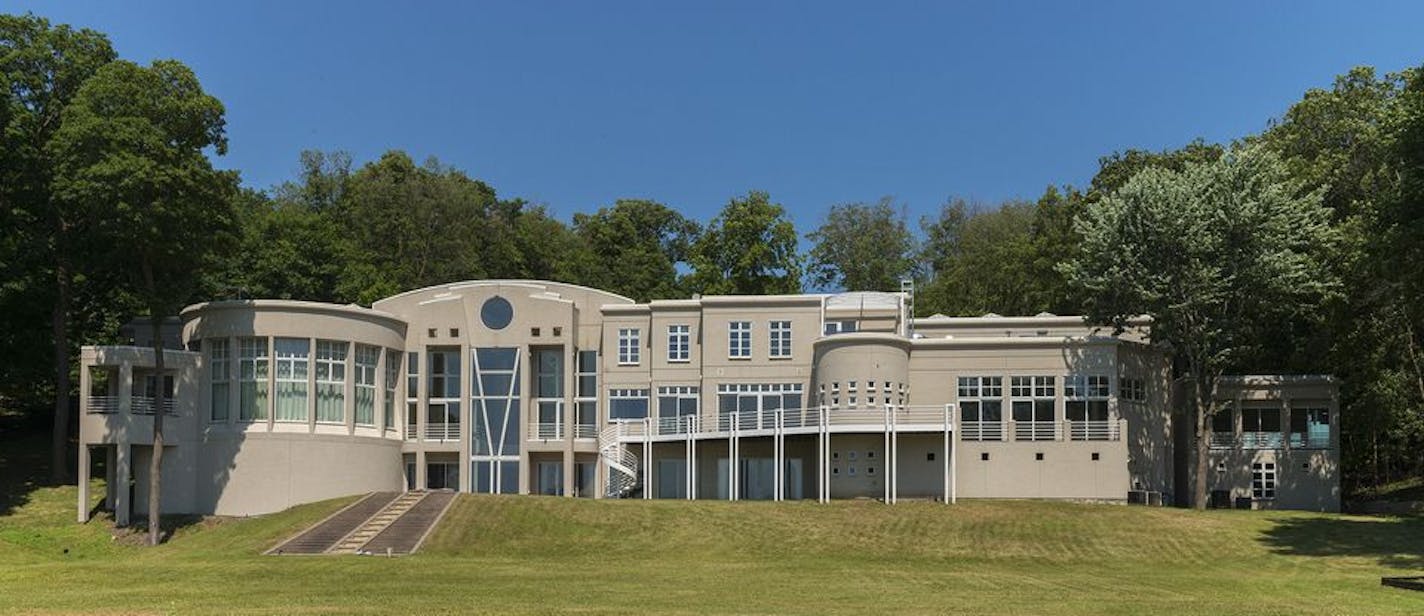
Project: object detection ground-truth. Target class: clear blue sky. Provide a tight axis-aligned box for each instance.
[11,1,1424,231]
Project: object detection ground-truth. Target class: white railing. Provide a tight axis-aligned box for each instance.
[532,422,564,440]
[406,423,418,441]
[88,396,121,414]
[129,396,177,416]
[602,405,954,441]
[1068,420,1119,441]
[1242,431,1285,449]
[424,422,460,441]
[598,424,639,498]
[574,424,597,439]
[960,421,1005,441]
[1014,420,1058,441]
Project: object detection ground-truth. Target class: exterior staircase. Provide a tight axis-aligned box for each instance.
[269,490,457,556]
[599,425,639,498]
[329,491,427,554]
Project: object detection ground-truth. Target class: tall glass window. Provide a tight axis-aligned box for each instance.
[533,349,563,439]
[315,340,347,423]
[618,328,640,365]
[609,389,650,420]
[667,325,690,362]
[383,349,401,429]
[716,383,803,429]
[426,348,462,441]
[576,350,598,437]
[473,347,520,494]
[1010,376,1055,441]
[957,376,1003,441]
[238,337,268,421]
[769,320,792,358]
[209,338,230,422]
[656,386,699,434]
[274,338,309,422]
[728,321,752,358]
[354,344,379,426]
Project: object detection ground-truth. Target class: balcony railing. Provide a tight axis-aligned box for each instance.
[1068,420,1119,441]
[574,424,597,439]
[1212,431,1329,449]
[1014,420,1058,441]
[532,422,564,440]
[424,422,460,441]
[87,395,176,415]
[88,396,121,414]
[960,421,1005,441]
[608,406,954,440]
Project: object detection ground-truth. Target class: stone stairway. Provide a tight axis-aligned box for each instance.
[267,492,399,555]
[328,491,428,554]
[361,491,457,555]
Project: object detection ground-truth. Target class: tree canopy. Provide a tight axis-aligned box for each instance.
[805,197,916,292]
[1063,145,1338,508]
[686,191,802,295]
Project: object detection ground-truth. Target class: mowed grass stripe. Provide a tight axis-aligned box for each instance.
[2,486,1422,615]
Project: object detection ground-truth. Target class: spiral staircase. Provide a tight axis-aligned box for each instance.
[598,424,640,498]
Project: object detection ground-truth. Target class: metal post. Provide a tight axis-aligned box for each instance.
[890,405,898,505]
[644,418,652,500]
[883,405,890,504]
[943,404,951,504]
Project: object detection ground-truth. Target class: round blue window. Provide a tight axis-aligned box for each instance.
[480,296,513,330]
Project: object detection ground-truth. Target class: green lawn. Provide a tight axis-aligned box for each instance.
[1,479,1421,616]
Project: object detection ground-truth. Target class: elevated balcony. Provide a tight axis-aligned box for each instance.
[78,345,201,445]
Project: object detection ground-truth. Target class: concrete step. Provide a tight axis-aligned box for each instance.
[360,491,457,555]
[268,492,400,555]
[328,492,428,554]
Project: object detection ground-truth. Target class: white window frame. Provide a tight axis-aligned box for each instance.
[210,338,230,422]
[618,328,641,366]
[383,348,400,430]
[314,340,348,424]
[667,324,690,363]
[728,321,752,359]
[608,388,650,421]
[1252,462,1276,499]
[274,338,310,422]
[237,337,269,422]
[769,320,792,359]
[353,344,380,426]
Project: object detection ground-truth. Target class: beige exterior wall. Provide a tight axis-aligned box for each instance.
[76,280,1338,517]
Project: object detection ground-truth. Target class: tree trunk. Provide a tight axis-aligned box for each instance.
[51,258,72,485]
[1192,375,1215,511]
[148,312,165,546]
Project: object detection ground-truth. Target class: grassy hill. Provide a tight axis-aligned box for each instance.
[1,479,1421,615]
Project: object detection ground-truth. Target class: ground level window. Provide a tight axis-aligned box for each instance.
[1252,462,1276,499]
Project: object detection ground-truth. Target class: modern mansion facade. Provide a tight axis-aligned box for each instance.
[75,280,1341,524]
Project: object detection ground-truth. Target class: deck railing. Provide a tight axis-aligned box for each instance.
[424,422,460,441]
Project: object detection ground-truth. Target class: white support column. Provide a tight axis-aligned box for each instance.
[731,430,739,502]
[890,406,899,505]
[114,442,131,526]
[774,409,783,502]
[691,433,699,500]
[686,432,693,501]
[883,406,890,504]
[77,445,90,523]
[943,404,951,504]
[643,419,652,500]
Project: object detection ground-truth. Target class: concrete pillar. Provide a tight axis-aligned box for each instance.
[415,449,428,491]
[77,445,90,523]
[105,447,116,511]
[114,443,132,526]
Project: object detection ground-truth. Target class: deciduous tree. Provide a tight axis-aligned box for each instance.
[1063,146,1337,509]
[49,59,237,543]
[806,197,915,292]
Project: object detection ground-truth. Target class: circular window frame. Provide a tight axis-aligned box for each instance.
[480,296,514,330]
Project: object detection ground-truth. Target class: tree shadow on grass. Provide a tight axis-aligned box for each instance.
[0,425,54,518]
[1258,515,1424,570]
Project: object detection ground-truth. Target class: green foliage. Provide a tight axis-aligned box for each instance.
[47,59,238,315]
[918,199,1045,316]
[805,197,916,292]
[1064,145,1338,506]
[687,191,802,295]
[572,199,698,301]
